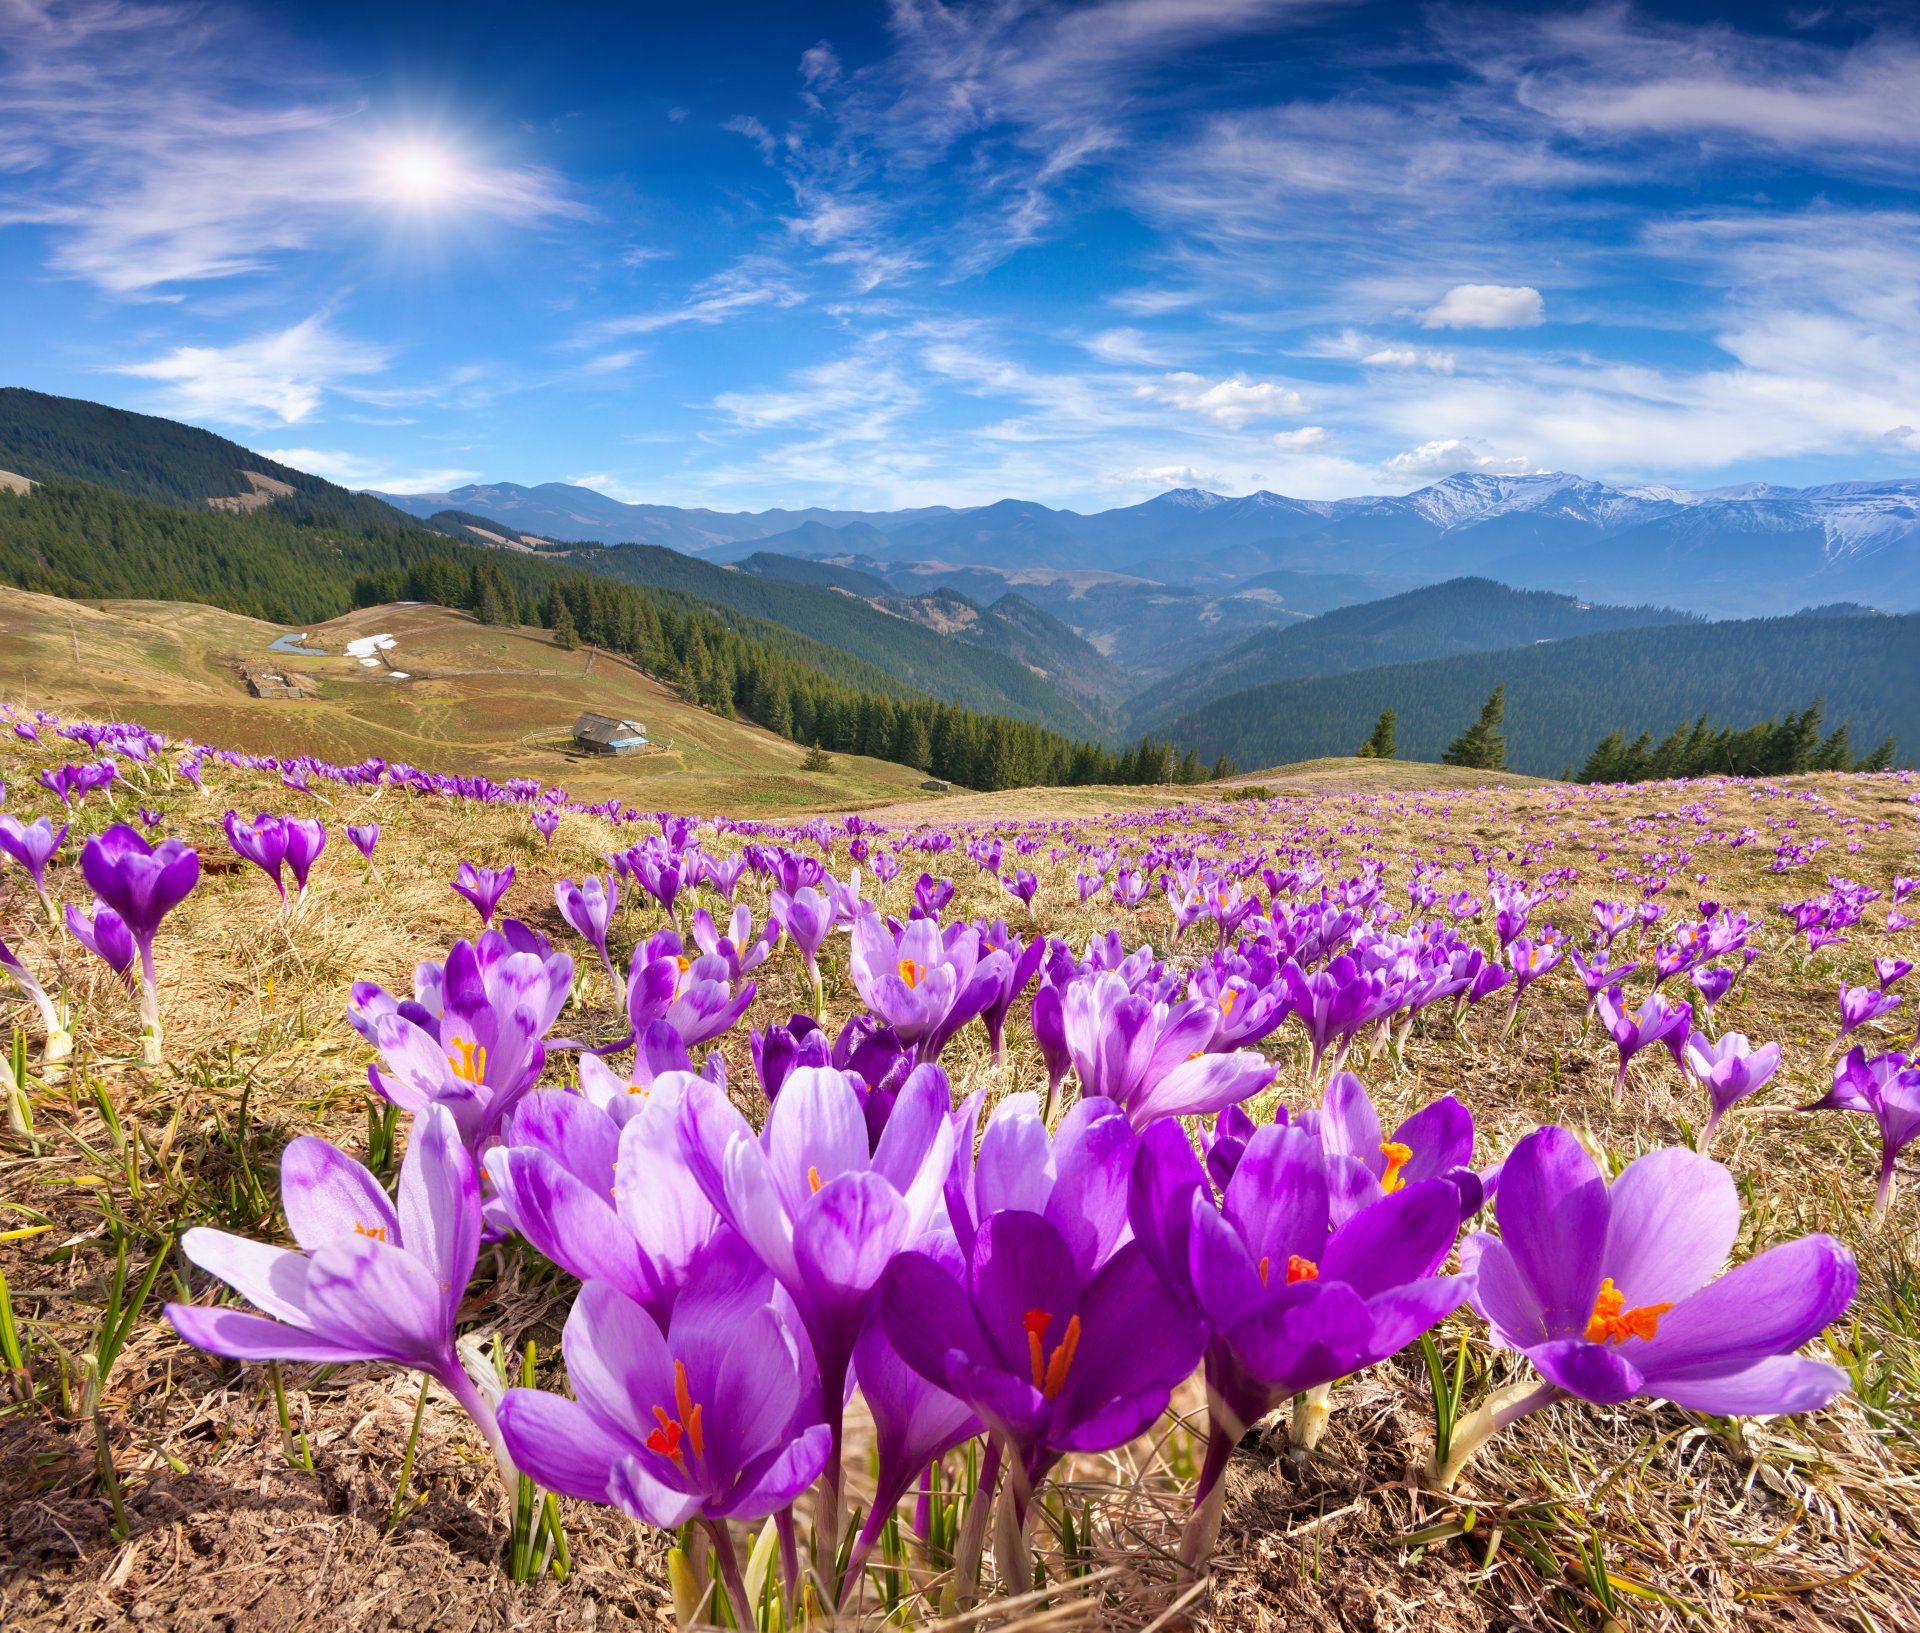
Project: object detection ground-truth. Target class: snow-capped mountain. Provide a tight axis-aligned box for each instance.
[372,470,1920,617]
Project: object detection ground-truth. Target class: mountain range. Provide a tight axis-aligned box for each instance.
[376,470,1920,621]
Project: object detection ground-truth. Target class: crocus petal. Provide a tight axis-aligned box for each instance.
[179,1227,313,1326]
[1524,1337,1644,1404]
[1320,1178,1463,1298]
[560,1279,676,1445]
[166,1304,375,1365]
[1654,1354,1853,1416]
[1600,1148,1740,1311]
[397,1103,480,1301]
[303,1236,454,1368]
[710,1421,834,1523]
[1495,1127,1608,1341]
[496,1387,627,1502]
[485,1146,643,1298]
[279,1138,399,1254]
[1635,1234,1857,1381]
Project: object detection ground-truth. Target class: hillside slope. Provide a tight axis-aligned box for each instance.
[1128,578,1697,732]
[0,587,935,814]
[1156,613,1919,776]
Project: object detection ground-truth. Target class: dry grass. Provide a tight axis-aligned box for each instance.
[1,715,1916,1632]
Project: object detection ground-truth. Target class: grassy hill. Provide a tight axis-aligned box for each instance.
[1157,612,1919,776]
[0,586,936,814]
[1128,578,1697,732]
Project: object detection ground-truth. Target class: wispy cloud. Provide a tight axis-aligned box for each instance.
[114,316,388,425]
[257,447,481,492]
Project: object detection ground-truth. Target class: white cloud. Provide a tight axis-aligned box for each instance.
[1082,327,1177,365]
[1270,426,1331,449]
[1137,370,1307,428]
[1420,285,1544,330]
[1384,439,1532,479]
[258,448,481,493]
[595,259,805,336]
[115,317,388,425]
[1361,346,1456,373]
[1107,464,1229,492]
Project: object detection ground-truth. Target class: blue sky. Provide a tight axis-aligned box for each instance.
[3,0,1918,510]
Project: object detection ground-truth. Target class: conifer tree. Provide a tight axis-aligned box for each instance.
[1442,686,1507,770]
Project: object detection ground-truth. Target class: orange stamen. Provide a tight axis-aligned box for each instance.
[446,1037,486,1084]
[1286,1254,1318,1285]
[1584,1277,1673,1345]
[353,1222,388,1243]
[1257,1255,1270,1286]
[646,1359,703,1463]
[898,958,924,989]
[808,1165,823,1195]
[1379,1140,1413,1194]
[1219,989,1238,1015]
[1023,1309,1051,1390]
[1041,1315,1081,1400]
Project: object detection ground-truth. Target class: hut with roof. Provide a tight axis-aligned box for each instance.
[572,712,650,756]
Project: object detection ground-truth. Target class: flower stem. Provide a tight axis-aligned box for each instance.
[953,1435,1002,1607]
[1289,1382,1334,1451]
[1424,1378,1565,1491]
[441,1364,519,1510]
[705,1520,755,1631]
[1180,1416,1238,1571]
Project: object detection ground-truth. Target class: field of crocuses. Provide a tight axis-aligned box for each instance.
[1,702,1916,1633]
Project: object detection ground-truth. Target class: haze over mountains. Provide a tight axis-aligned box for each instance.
[376,470,1920,622]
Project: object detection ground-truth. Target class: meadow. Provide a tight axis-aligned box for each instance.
[0,700,1915,1633]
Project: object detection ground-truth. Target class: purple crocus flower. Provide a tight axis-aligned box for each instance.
[1837,982,1904,1043]
[451,861,515,927]
[773,884,833,1005]
[346,823,380,877]
[1876,957,1914,991]
[556,874,622,994]
[1310,1072,1480,1225]
[532,808,560,848]
[355,932,573,1150]
[628,942,755,1049]
[166,1103,517,1496]
[223,811,288,901]
[283,817,326,904]
[1130,1122,1468,1562]
[691,903,780,982]
[66,902,136,988]
[81,823,199,1063]
[977,922,1045,1064]
[1804,1047,1920,1222]
[677,1063,955,1567]
[496,1264,829,1627]
[1003,869,1039,912]
[1690,965,1735,1010]
[1061,970,1274,1128]
[1682,1031,1782,1151]
[1440,1126,1855,1487]
[849,912,1009,1063]
[0,814,66,919]
[1595,984,1692,1098]
[1030,980,1072,1118]
[879,1209,1203,1593]
[910,873,953,920]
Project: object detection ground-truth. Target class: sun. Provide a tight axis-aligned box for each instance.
[382,143,458,204]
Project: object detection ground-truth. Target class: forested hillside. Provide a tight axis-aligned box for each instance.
[1129,578,1697,731]
[0,480,1191,791]
[1157,613,1918,775]
[534,541,1107,738]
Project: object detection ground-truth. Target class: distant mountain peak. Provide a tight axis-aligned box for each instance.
[1156,486,1228,508]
